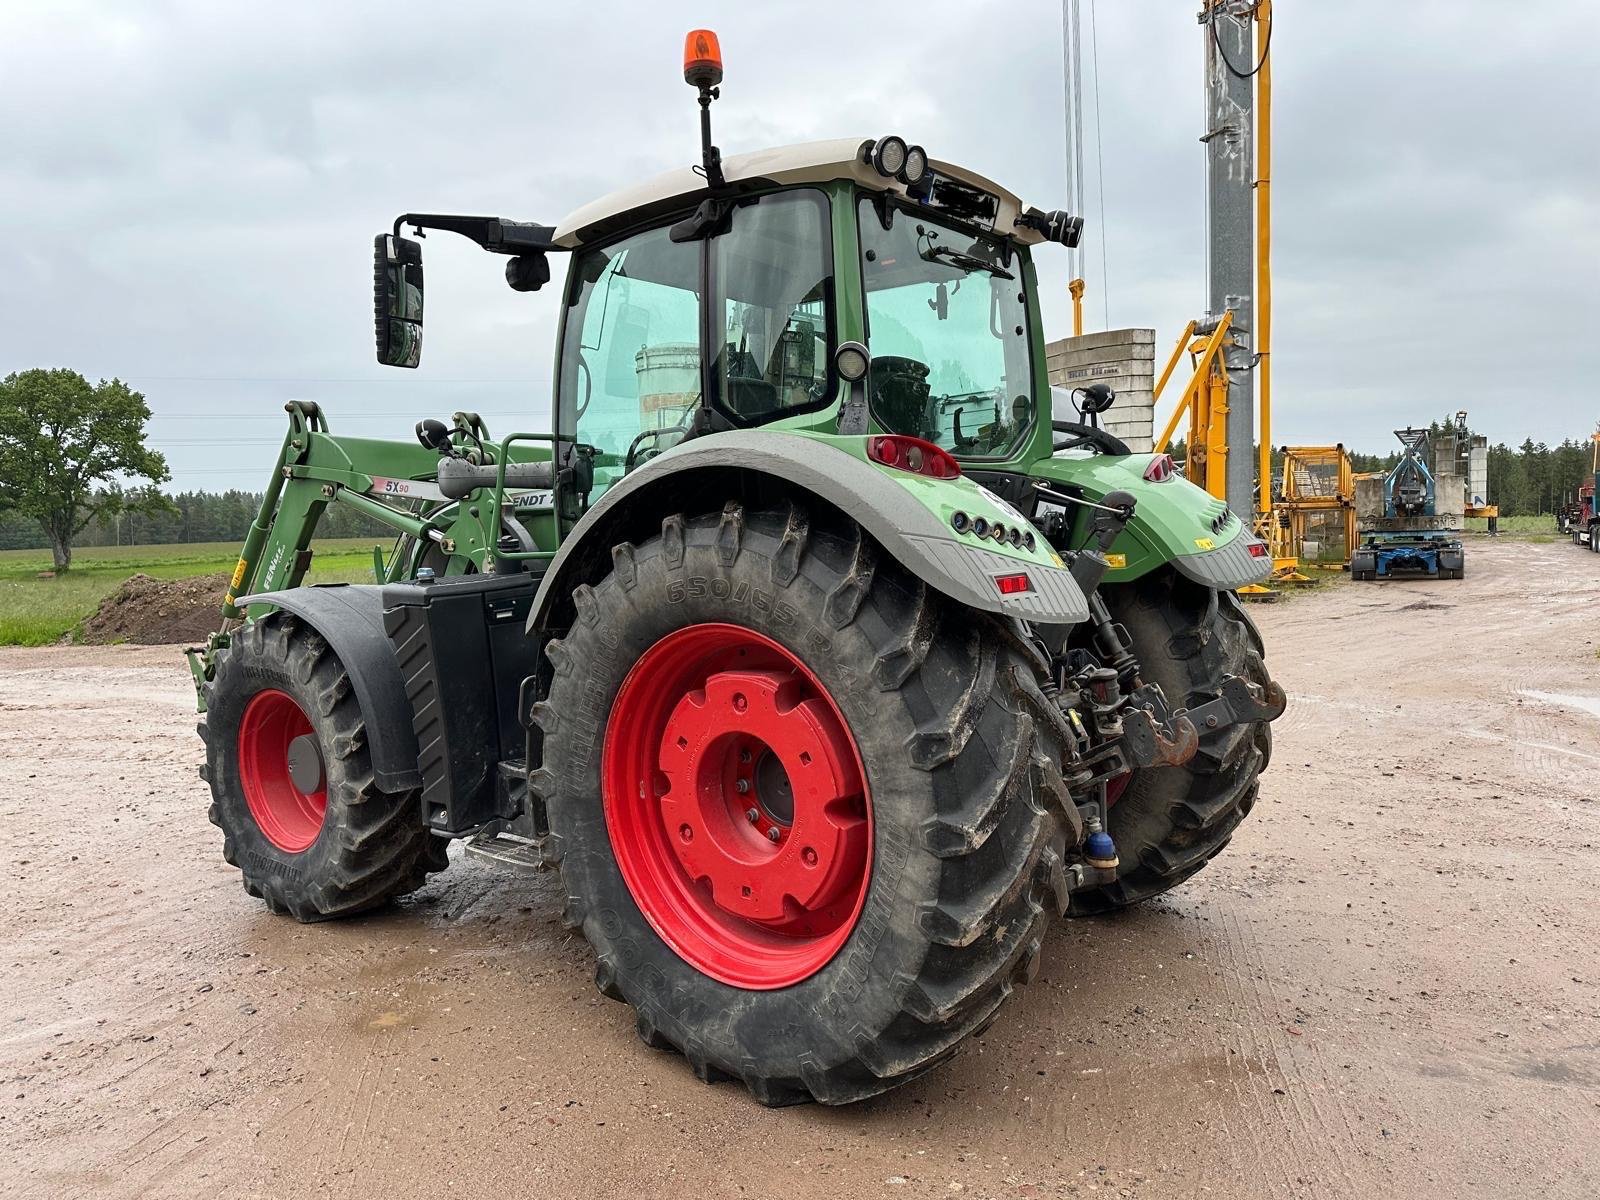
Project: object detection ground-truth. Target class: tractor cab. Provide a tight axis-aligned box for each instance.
[373,35,1082,509]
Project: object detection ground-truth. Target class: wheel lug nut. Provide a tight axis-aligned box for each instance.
[745,807,760,824]
[766,827,781,843]
[739,749,752,764]
[735,778,751,794]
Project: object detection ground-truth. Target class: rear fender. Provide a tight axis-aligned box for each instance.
[528,431,1091,631]
[1029,453,1269,588]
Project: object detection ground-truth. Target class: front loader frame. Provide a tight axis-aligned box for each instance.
[184,401,557,708]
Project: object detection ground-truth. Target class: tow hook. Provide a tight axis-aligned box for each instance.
[1120,685,1201,769]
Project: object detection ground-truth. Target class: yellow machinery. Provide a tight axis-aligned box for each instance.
[1153,312,1235,504]
[1147,0,1291,593]
[1275,446,1356,570]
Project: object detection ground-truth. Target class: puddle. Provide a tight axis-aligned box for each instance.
[1519,690,1600,721]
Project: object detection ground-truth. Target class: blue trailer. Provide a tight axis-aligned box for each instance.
[1351,529,1465,580]
[1351,429,1465,581]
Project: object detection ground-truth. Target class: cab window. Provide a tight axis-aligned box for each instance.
[557,223,700,496]
[710,190,834,425]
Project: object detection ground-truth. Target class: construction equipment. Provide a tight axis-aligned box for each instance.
[1144,0,1299,597]
[187,32,1284,1107]
[1566,432,1600,551]
[1273,445,1356,569]
[1350,429,1466,580]
[1439,409,1497,529]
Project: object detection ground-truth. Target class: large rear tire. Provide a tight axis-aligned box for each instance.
[535,503,1073,1105]
[1069,571,1272,915]
[200,612,449,921]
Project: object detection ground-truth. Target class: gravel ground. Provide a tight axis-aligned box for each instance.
[2,537,1596,1199]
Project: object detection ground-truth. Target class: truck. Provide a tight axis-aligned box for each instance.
[188,31,1284,1106]
[1571,477,1597,551]
[1351,428,1466,580]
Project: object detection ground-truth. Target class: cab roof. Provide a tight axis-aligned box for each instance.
[551,137,1044,250]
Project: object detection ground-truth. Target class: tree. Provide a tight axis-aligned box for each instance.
[0,369,171,570]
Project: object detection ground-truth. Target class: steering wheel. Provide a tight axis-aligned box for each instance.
[623,423,688,473]
[1052,420,1131,456]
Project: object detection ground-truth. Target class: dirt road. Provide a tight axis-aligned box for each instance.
[3,537,1597,1199]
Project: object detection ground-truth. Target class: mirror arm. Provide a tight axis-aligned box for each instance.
[392,213,559,256]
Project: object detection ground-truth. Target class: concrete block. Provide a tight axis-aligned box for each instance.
[1045,328,1156,453]
[1355,476,1386,520]
[1433,472,1465,517]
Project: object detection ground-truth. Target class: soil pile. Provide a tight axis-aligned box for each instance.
[79,572,228,645]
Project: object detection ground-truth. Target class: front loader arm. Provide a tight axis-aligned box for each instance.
[186,403,557,709]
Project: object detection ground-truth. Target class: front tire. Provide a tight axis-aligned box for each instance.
[200,613,448,921]
[1069,571,1273,915]
[535,503,1072,1105]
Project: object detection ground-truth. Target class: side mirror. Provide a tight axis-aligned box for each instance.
[373,233,424,368]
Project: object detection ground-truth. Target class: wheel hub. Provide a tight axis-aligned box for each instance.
[601,624,872,990]
[657,668,866,925]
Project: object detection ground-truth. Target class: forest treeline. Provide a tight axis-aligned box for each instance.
[0,489,391,551]
[2,428,1594,552]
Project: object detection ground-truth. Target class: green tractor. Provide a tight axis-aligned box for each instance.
[191,32,1284,1106]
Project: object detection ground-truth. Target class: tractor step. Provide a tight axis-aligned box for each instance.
[462,830,548,872]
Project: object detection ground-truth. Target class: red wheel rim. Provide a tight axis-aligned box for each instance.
[602,624,873,990]
[237,689,327,853]
[1105,770,1132,806]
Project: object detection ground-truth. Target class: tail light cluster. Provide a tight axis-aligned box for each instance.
[866,435,961,480]
[1247,541,1269,558]
[1143,453,1177,483]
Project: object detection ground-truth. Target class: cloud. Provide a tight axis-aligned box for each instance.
[1,0,1594,490]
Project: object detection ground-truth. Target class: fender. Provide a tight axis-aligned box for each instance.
[529,430,1090,630]
[1029,452,1270,589]
[233,584,421,793]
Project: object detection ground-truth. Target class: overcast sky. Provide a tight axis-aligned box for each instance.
[2,0,1596,491]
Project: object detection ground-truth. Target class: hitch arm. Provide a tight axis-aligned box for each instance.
[1180,674,1288,733]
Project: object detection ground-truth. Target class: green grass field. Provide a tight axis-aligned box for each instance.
[1464,514,1557,535]
[0,538,385,646]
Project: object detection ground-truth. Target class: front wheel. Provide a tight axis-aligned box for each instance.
[1069,571,1274,915]
[536,504,1072,1105]
[200,613,448,920]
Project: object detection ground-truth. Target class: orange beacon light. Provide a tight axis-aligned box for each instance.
[683,29,723,88]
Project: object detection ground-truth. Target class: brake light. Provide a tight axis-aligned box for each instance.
[1247,541,1268,558]
[866,435,962,479]
[994,572,1033,595]
[1144,453,1176,482]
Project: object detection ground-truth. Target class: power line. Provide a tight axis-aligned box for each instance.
[123,375,549,384]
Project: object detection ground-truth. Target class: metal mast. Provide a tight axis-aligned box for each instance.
[1203,1,1258,520]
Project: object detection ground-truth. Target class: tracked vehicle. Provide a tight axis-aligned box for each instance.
[191,32,1284,1105]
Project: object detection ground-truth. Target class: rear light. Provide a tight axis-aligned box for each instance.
[994,572,1033,595]
[866,435,961,479]
[1247,541,1268,558]
[1144,453,1176,482]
